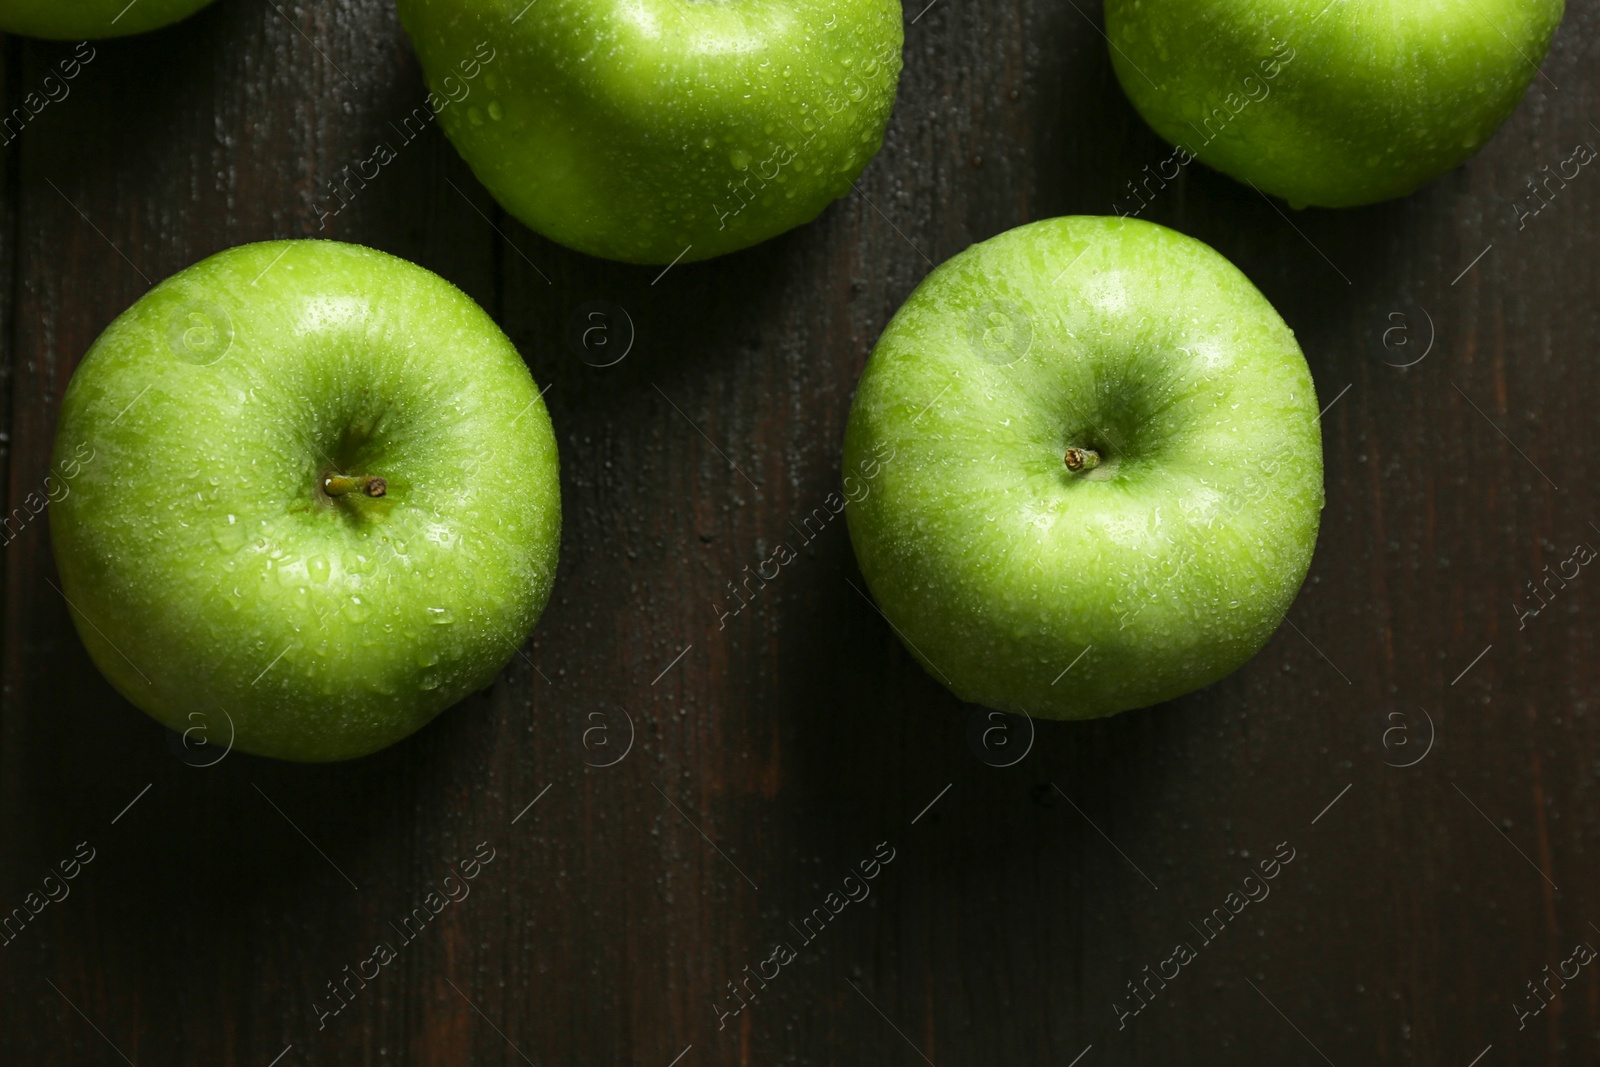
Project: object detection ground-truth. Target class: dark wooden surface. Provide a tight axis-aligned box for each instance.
[1,0,1597,1063]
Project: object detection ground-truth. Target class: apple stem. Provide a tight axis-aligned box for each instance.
[1063,448,1100,473]
[324,473,388,498]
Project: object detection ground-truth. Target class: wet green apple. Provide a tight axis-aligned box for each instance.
[843,217,1324,719]
[396,0,903,264]
[1105,0,1565,207]
[50,241,561,761]
[0,0,218,37]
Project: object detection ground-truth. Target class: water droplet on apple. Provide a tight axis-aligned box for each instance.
[345,595,370,622]
[213,516,248,551]
[729,148,751,169]
[468,107,484,126]
[488,101,503,121]
[308,555,331,583]
[427,606,454,625]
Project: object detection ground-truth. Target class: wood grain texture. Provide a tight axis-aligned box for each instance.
[0,0,1597,1063]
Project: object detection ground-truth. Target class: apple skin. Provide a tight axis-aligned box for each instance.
[842,217,1324,719]
[50,241,561,761]
[1105,0,1564,208]
[0,0,218,38]
[395,0,903,264]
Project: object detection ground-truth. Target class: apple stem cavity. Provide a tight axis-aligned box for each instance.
[324,473,388,498]
[1063,447,1101,474]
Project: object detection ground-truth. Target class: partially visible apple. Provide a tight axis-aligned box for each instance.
[843,216,1324,719]
[0,0,218,38]
[396,0,904,264]
[51,241,561,761]
[1105,0,1565,207]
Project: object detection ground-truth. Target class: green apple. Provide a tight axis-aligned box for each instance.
[0,0,218,38]
[1105,0,1565,208]
[50,241,561,761]
[842,217,1324,719]
[395,0,903,264]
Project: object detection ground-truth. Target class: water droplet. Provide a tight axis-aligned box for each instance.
[427,606,454,625]
[212,515,248,551]
[488,100,503,121]
[308,555,330,583]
